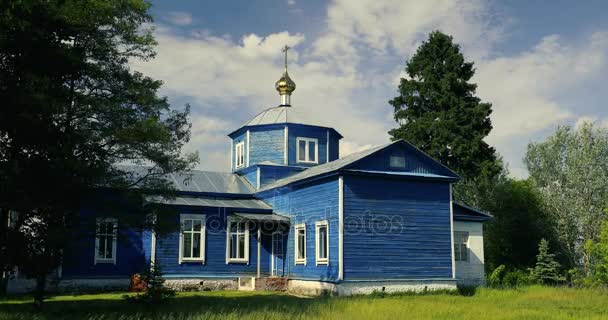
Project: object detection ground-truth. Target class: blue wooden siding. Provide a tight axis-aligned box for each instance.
[258,165,306,189]
[62,207,147,278]
[328,130,339,161]
[288,125,330,167]
[154,206,272,278]
[348,143,449,175]
[249,127,284,166]
[258,177,339,281]
[342,174,453,280]
[231,131,247,172]
[241,166,258,189]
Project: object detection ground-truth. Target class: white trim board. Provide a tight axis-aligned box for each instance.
[284,126,288,164]
[338,176,344,280]
[246,130,250,167]
[449,183,456,278]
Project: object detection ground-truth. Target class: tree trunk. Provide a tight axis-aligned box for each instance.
[0,208,7,295]
[34,273,47,310]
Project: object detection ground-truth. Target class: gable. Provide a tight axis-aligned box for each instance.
[346,141,458,178]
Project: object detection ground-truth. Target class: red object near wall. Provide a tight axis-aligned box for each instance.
[129,274,146,292]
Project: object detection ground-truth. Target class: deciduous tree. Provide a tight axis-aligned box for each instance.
[0,0,197,306]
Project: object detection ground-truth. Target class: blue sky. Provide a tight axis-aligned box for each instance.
[133,0,608,177]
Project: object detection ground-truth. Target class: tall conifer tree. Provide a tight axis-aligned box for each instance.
[389,31,500,181]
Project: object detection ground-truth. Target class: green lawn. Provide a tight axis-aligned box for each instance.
[1,286,607,320]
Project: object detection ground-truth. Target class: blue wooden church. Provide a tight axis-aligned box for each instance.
[9,48,492,295]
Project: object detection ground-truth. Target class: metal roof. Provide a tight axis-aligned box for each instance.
[146,195,271,210]
[453,202,492,222]
[119,165,255,194]
[257,141,394,192]
[230,106,342,138]
[232,212,290,222]
[344,169,459,180]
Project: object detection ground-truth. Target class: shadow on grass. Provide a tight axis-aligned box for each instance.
[0,292,325,319]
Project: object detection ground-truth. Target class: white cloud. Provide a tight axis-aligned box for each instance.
[164,11,194,26]
[475,32,608,177]
[132,1,608,178]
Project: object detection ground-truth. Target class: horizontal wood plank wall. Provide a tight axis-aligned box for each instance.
[241,167,259,189]
[342,175,452,280]
[287,125,330,167]
[62,207,147,278]
[258,177,340,281]
[328,130,340,161]
[249,127,284,166]
[348,143,448,175]
[258,165,305,188]
[154,206,271,277]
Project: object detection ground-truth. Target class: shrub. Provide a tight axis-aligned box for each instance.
[457,285,477,296]
[502,270,531,288]
[488,265,506,288]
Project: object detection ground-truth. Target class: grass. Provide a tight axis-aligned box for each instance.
[1,286,608,319]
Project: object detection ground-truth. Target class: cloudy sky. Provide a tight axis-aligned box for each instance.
[133,0,608,178]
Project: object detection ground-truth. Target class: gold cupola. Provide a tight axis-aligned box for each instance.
[275,45,296,106]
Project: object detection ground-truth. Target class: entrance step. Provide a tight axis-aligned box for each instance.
[255,277,288,292]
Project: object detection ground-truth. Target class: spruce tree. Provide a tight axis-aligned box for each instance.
[530,239,565,285]
[389,31,500,181]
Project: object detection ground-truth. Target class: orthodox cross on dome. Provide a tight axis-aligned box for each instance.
[282,45,290,71]
[275,45,296,106]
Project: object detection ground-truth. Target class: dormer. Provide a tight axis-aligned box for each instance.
[227,45,342,173]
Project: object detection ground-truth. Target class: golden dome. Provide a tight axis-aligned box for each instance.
[275,70,296,95]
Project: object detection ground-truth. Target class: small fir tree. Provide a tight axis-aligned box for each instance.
[530,239,565,285]
[131,263,175,304]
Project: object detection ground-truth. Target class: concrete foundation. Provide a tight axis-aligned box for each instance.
[287,279,457,296]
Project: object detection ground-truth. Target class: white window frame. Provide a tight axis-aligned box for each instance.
[235,141,245,169]
[296,137,319,164]
[94,218,117,265]
[294,223,307,265]
[454,231,469,262]
[315,220,329,265]
[179,214,206,264]
[390,155,406,168]
[226,219,250,264]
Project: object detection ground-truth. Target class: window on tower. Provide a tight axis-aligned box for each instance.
[296,137,318,164]
[235,141,245,168]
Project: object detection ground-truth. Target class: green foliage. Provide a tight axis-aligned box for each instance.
[0,0,197,305]
[481,178,560,271]
[389,31,500,181]
[502,270,531,288]
[529,239,565,285]
[126,264,175,304]
[487,265,506,288]
[487,265,531,288]
[525,123,608,271]
[584,220,608,287]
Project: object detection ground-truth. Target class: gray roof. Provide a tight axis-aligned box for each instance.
[147,196,271,210]
[230,106,342,137]
[119,165,254,194]
[233,212,290,222]
[257,141,394,192]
